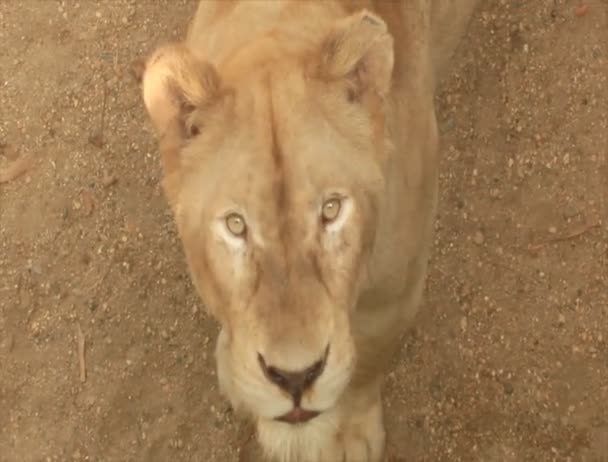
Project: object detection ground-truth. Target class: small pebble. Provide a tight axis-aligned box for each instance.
[460,316,468,333]
[88,133,104,148]
[473,231,485,245]
[575,4,589,16]
[102,173,118,187]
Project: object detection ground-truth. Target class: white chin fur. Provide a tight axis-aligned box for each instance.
[256,410,341,462]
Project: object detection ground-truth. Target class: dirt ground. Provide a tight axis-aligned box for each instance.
[0,1,606,461]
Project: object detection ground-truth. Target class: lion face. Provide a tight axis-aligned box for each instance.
[142,10,393,424]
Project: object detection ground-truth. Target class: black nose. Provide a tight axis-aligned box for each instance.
[257,346,329,405]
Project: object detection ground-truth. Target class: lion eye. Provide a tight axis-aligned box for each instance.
[225,213,247,237]
[321,198,341,223]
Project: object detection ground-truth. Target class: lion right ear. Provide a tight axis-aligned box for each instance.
[141,43,221,173]
[313,10,394,101]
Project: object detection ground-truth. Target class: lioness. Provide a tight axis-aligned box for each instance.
[140,1,477,461]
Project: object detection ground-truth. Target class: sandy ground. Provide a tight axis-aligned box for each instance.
[1,1,607,461]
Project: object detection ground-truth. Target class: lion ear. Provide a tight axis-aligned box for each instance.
[141,43,221,171]
[140,43,222,209]
[315,10,394,99]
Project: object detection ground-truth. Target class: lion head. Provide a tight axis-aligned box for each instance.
[141,10,394,426]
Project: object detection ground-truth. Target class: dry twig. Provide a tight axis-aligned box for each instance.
[0,156,33,183]
[130,57,146,83]
[76,323,87,383]
[528,222,600,255]
[88,82,108,148]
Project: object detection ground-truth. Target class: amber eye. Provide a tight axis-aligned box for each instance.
[321,198,341,223]
[226,213,246,237]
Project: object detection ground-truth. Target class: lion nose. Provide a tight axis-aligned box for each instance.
[257,346,329,405]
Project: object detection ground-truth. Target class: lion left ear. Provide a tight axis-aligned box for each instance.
[314,10,394,99]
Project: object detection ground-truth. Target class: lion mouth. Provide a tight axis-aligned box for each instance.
[276,407,320,425]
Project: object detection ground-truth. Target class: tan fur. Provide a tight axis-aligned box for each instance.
[140,1,478,461]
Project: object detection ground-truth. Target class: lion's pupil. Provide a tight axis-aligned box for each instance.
[227,214,246,236]
[323,199,340,222]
